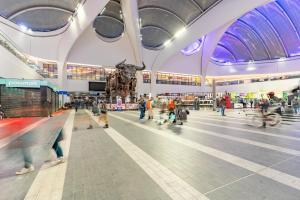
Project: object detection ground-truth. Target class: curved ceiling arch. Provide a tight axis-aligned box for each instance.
[254,8,288,56]
[224,31,254,60]
[8,6,73,20]
[237,19,271,59]
[139,7,188,25]
[217,44,238,62]
[142,25,173,38]
[138,0,221,50]
[93,0,124,41]
[275,1,300,40]
[0,0,82,32]
[211,0,300,64]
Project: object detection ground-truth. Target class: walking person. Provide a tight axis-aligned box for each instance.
[193,97,199,110]
[220,97,226,116]
[100,101,109,128]
[74,100,79,112]
[147,97,154,120]
[45,99,53,117]
[16,146,34,175]
[0,104,5,120]
[292,96,299,115]
[138,97,146,120]
[52,129,65,164]
[250,99,254,108]
[216,98,220,112]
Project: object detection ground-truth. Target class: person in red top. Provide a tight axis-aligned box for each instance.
[168,98,175,111]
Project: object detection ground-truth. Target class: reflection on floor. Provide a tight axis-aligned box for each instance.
[1,109,300,200]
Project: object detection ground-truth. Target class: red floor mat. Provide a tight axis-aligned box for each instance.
[0,118,44,140]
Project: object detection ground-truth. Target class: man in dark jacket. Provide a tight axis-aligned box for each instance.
[220,97,226,116]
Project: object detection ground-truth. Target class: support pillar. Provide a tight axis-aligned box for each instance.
[212,79,217,111]
[136,71,143,98]
[150,71,157,97]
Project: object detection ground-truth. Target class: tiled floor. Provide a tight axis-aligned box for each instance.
[0,112,71,200]
[1,109,300,200]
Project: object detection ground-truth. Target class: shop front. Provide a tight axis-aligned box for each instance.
[0,78,59,117]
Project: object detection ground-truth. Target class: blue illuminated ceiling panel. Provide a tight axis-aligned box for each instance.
[181,38,203,56]
[212,0,300,63]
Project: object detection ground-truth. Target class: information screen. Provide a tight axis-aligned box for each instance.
[89,82,106,91]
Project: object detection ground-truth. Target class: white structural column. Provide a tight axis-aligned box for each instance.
[150,70,157,97]
[121,0,143,65]
[56,0,110,89]
[121,0,144,97]
[199,23,231,103]
[200,22,232,80]
[136,71,143,97]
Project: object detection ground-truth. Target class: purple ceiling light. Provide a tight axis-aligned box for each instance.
[181,37,204,56]
[212,0,300,64]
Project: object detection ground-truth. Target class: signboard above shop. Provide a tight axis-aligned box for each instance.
[6,79,40,88]
[0,78,58,91]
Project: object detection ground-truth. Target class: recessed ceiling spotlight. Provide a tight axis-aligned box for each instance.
[100,7,106,15]
[68,16,73,22]
[174,27,186,38]
[20,24,28,32]
[164,40,172,47]
[246,66,256,71]
[279,57,286,61]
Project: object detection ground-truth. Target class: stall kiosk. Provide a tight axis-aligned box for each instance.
[0,78,59,117]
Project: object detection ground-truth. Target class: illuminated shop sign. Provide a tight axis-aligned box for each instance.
[0,78,58,91]
[6,80,40,88]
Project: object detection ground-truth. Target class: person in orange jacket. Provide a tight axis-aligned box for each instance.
[146,97,154,120]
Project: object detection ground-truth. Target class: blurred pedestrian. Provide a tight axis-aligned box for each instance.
[147,97,154,120]
[292,96,299,115]
[0,104,5,119]
[220,97,226,116]
[139,97,146,120]
[16,147,34,175]
[99,101,109,128]
[52,129,65,163]
[250,99,254,108]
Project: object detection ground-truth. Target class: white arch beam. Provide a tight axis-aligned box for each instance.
[57,0,110,89]
[200,22,232,84]
[152,0,272,71]
[121,0,143,65]
[121,0,144,96]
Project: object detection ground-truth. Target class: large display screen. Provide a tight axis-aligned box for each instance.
[89,82,106,91]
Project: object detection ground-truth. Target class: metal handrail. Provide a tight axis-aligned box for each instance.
[0,29,44,76]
